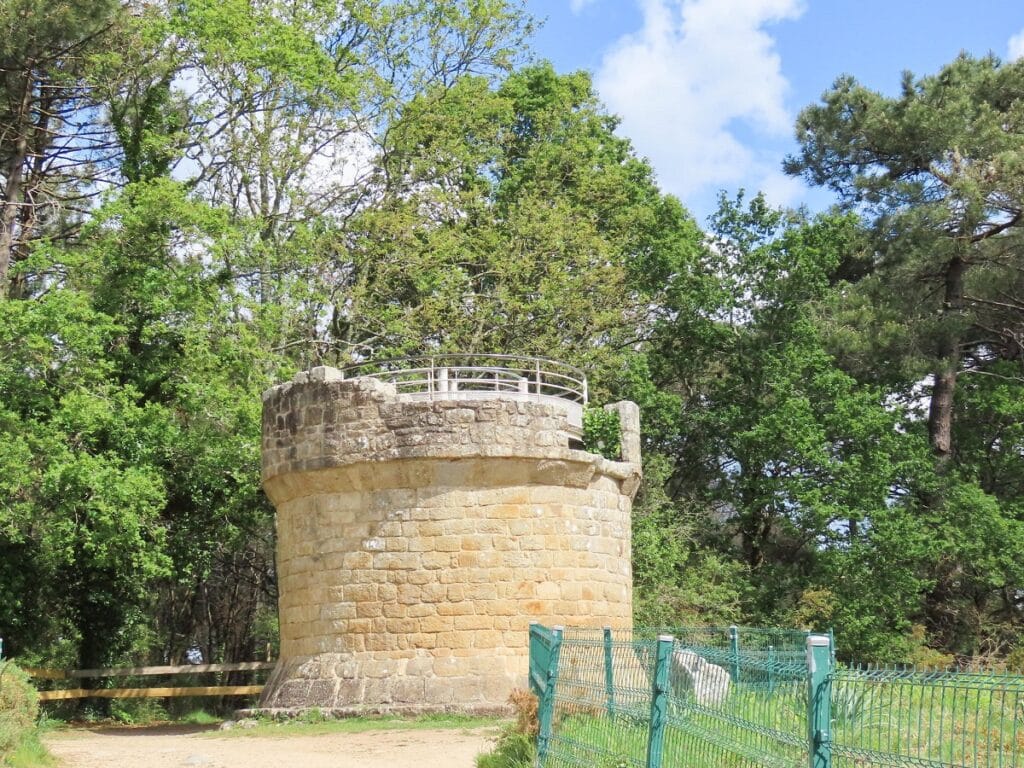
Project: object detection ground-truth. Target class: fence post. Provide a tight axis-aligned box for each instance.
[729,625,740,684]
[806,634,832,768]
[767,644,775,694]
[603,626,615,718]
[537,625,563,766]
[645,634,673,768]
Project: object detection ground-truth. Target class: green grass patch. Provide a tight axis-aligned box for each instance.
[475,729,535,768]
[3,732,53,768]
[180,710,222,726]
[209,712,504,738]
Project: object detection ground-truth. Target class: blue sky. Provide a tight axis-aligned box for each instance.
[523,0,1024,223]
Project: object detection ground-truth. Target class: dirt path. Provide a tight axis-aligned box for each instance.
[45,724,499,768]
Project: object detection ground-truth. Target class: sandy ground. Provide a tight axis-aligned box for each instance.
[45,724,500,768]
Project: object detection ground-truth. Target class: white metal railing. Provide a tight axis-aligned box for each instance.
[338,354,587,434]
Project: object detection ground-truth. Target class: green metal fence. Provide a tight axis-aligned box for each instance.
[528,623,1024,768]
[830,666,1024,767]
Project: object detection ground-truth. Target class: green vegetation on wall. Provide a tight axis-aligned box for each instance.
[582,407,622,460]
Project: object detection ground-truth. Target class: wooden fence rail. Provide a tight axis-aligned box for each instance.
[24,661,276,702]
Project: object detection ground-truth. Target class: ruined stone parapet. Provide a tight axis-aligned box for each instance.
[257,365,641,715]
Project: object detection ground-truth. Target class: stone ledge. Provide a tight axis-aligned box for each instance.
[263,454,640,507]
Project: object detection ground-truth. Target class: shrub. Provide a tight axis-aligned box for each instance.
[0,662,41,762]
[583,407,621,460]
[475,731,534,768]
[508,688,538,738]
[475,689,538,768]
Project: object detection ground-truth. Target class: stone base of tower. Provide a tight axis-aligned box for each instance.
[247,651,517,717]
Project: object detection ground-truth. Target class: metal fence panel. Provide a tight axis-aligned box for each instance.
[830,666,1024,768]
[533,624,1024,768]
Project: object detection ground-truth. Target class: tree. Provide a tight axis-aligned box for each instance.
[785,54,1024,657]
[629,193,935,654]
[324,63,704,389]
[784,54,1024,465]
[0,0,128,298]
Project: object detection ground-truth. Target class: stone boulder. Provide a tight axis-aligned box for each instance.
[669,649,730,706]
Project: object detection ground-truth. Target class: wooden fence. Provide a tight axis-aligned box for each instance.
[25,661,276,702]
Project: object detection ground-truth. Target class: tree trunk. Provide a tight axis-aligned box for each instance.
[0,69,34,296]
[928,254,967,465]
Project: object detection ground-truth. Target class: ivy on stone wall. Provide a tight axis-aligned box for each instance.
[583,407,621,461]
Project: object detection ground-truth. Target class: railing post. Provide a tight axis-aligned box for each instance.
[729,625,740,684]
[806,634,832,768]
[537,625,563,766]
[767,644,775,694]
[645,634,673,768]
[603,626,615,718]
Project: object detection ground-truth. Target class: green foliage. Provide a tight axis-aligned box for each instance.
[632,455,746,627]
[475,730,536,768]
[583,407,622,460]
[0,663,44,765]
[785,55,1024,655]
[181,710,221,726]
[0,0,1021,683]
[109,697,169,727]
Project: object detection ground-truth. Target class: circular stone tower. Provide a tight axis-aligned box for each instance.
[257,357,641,715]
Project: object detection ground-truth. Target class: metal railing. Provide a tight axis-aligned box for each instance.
[339,354,588,433]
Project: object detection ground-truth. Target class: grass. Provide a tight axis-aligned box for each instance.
[543,671,1024,768]
[207,712,504,738]
[2,730,53,768]
[545,683,808,768]
[475,729,535,768]
[180,709,222,726]
[2,714,58,768]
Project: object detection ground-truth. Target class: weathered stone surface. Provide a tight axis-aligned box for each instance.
[258,373,642,714]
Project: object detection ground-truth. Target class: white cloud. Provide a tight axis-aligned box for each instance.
[569,0,597,12]
[756,168,806,210]
[1009,28,1024,61]
[594,0,804,206]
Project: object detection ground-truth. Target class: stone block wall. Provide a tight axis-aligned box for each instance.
[257,368,641,715]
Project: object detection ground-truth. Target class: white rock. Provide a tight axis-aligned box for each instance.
[670,649,731,706]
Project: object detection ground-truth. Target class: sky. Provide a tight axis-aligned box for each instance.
[523,0,1024,224]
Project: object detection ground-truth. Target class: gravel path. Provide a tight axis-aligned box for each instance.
[46,724,498,768]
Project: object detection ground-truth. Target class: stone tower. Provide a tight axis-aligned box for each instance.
[258,357,641,714]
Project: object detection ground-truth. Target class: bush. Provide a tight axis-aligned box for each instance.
[583,407,621,460]
[475,731,535,768]
[0,662,41,763]
[475,689,538,768]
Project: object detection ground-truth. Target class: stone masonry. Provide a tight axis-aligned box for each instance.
[257,366,641,715]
